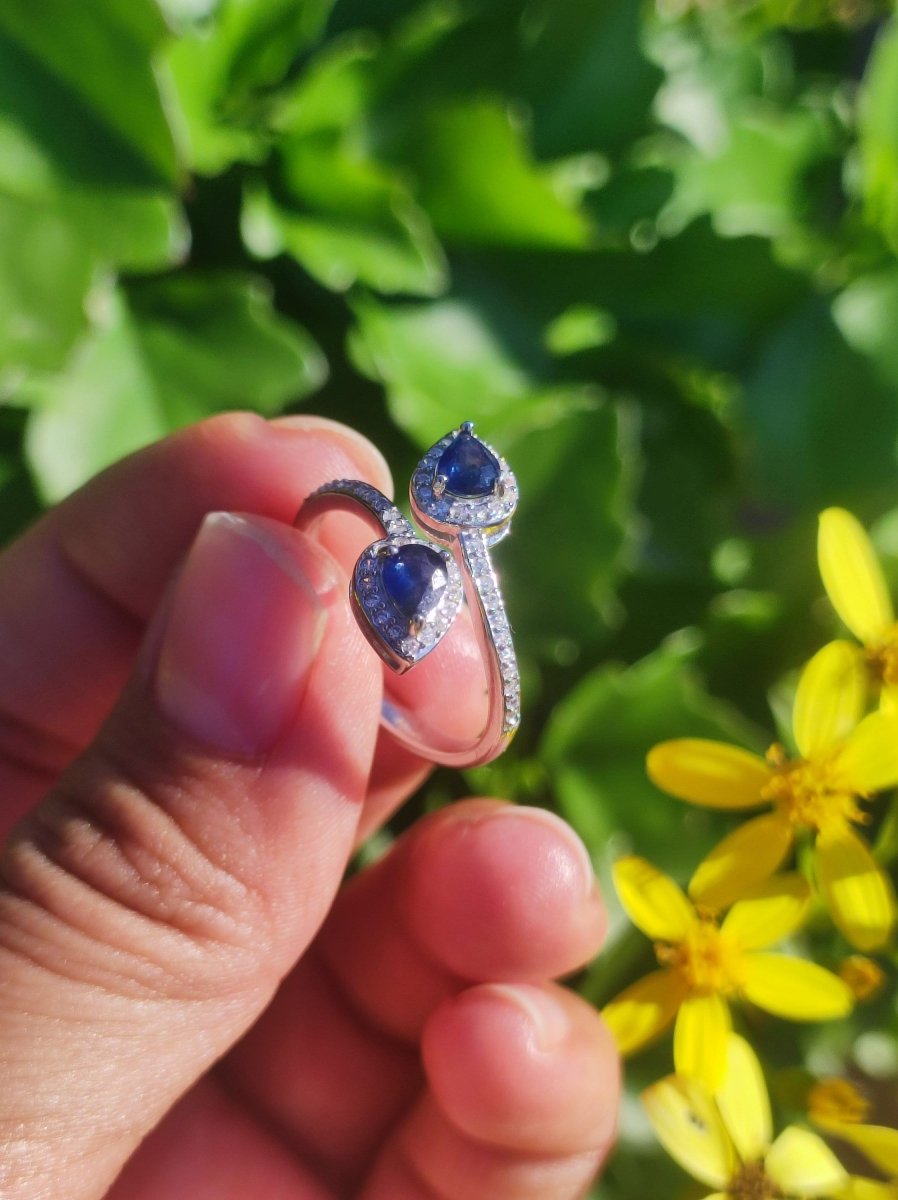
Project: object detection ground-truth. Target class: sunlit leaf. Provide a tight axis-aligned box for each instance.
[0,194,95,386]
[396,98,592,249]
[348,291,539,444]
[24,276,326,502]
[244,133,447,295]
[0,0,178,189]
[857,18,898,252]
[164,0,337,175]
[541,637,766,875]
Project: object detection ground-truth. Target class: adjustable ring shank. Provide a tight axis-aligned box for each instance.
[295,479,519,767]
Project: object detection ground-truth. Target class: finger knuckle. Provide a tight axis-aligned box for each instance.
[0,734,275,1001]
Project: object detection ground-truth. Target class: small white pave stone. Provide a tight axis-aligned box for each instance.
[458,526,520,739]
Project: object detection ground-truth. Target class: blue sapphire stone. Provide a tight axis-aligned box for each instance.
[436,430,500,498]
[381,544,448,621]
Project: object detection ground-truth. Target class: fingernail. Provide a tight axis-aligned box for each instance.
[155,513,337,755]
[271,414,394,498]
[485,984,570,1049]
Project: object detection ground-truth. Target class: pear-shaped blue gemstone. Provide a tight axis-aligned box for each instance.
[436,430,500,498]
[381,543,448,621]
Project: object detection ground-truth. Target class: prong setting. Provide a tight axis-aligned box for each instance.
[411,423,519,541]
[353,535,464,670]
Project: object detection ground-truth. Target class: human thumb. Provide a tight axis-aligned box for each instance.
[0,511,381,1200]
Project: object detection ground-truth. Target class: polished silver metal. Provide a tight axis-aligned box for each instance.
[295,423,520,767]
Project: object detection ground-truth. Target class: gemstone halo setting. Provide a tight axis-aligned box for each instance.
[295,421,520,766]
[352,534,464,670]
[411,421,518,544]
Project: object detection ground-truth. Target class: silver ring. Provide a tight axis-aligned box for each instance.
[295,422,520,767]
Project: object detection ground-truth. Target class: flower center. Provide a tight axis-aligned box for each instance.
[760,743,866,833]
[867,624,898,685]
[729,1161,777,1200]
[655,918,744,995]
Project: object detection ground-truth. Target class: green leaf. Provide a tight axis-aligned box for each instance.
[833,267,898,394]
[244,132,447,294]
[586,166,675,243]
[57,193,188,273]
[0,194,96,386]
[394,98,592,249]
[667,102,834,240]
[634,395,736,582]
[347,291,543,445]
[327,0,433,36]
[738,299,898,513]
[270,32,373,137]
[0,0,179,189]
[164,28,266,175]
[857,17,898,250]
[0,49,186,270]
[502,399,638,651]
[518,0,663,159]
[541,634,766,878]
[0,6,185,274]
[164,0,336,174]
[211,0,334,96]
[24,275,326,502]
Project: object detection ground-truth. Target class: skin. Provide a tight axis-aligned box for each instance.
[0,413,619,1200]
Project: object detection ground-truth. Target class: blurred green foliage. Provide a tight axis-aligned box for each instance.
[4,0,898,1194]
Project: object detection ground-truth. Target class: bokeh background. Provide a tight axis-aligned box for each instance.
[4,0,898,1194]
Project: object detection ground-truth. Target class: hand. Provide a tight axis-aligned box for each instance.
[0,414,619,1200]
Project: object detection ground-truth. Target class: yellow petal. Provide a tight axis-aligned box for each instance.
[880,684,898,715]
[766,1126,848,1196]
[647,740,771,810]
[674,992,731,1091]
[686,816,792,916]
[840,1177,898,1200]
[816,826,897,952]
[818,508,893,643]
[715,1033,772,1163]
[833,711,898,794]
[721,872,812,951]
[689,813,794,913]
[740,954,854,1020]
[825,1122,898,1177]
[793,641,868,757]
[613,856,696,940]
[602,969,685,1055]
[641,1074,736,1189]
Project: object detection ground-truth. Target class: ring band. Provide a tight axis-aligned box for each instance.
[295,422,520,767]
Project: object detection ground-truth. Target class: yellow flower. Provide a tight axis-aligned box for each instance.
[647,640,898,950]
[643,1032,848,1199]
[602,857,852,1089]
[818,507,898,712]
[810,1079,898,1198]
